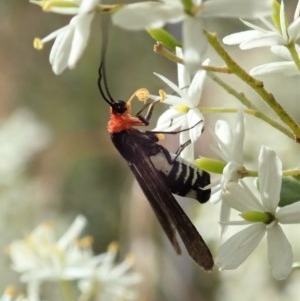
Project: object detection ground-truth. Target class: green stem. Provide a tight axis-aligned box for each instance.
[283,169,300,177]
[208,72,256,109]
[207,72,295,140]
[204,30,300,141]
[154,43,231,74]
[202,65,231,73]
[154,43,183,64]
[95,4,124,13]
[59,281,74,301]
[287,42,300,71]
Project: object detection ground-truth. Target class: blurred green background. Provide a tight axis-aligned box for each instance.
[1,1,300,301]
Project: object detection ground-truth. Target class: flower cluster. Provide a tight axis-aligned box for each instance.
[223,0,300,75]
[7,216,141,301]
[216,146,300,280]
[0,108,51,185]
[28,0,300,287]
[0,288,28,301]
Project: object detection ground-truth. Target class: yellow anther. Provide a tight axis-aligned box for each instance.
[4,287,17,297]
[156,133,165,141]
[42,1,52,11]
[42,221,54,228]
[108,241,119,253]
[78,236,93,248]
[159,89,167,101]
[135,88,149,103]
[33,38,44,50]
[125,253,135,266]
[30,0,52,11]
[191,4,203,15]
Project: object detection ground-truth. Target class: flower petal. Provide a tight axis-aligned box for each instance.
[219,201,231,236]
[277,201,300,223]
[231,109,245,164]
[68,13,94,68]
[258,146,282,212]
[267,224,293,279]
[41,25,69,44]
[112,2,183,30]
[50,26,74,74]
[58,215,87,249]
[271,45,293,60]
[176,47,191,89]
[222,161,244,184]
[250,61,299,76]
[187,67,207,107]
[222,182,265,213]
[79,0,100,14]
[215,119,233,161]
[153,108,183,131]
[279,0,288,41]
[179,124,194,161]
[289,17,300,41]
[154,72,184,98]
[239,33,283,49]
[216,224,266,270]
[187,109,204,142]
[223,30,262,45]
[183,16,207,71]
[202,0,273,18]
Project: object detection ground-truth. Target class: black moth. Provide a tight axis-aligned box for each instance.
[98,62,213,270]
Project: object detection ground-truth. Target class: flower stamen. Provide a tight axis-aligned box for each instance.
[33,38,44,50]
[159,89,167,102]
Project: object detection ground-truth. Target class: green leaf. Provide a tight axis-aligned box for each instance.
[147,28,181,51]
[279,176,300,207]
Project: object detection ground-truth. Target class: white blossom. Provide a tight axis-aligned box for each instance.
[250,45,300,76]
[223,0,300,49]
[0,288,28,301]
[152,48,207,161]
[9,215,93,282]
[8,215,95,300]
[112,0,272,70]
[0,108,51,185]
[78,243,142,301]
[210,110,246,233]
[8,215,141,301]
[216,146,300,280]
[32,0,100,74]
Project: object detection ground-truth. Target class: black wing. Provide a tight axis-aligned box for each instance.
[113,132,213,270]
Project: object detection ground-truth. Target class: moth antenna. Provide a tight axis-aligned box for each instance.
[98,61,115,105]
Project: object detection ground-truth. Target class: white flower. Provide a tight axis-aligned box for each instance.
[8,215,142,301]
[0,108,51,185]
[223,0,300,49]
[8,215,95,299]
[152,48,207,161]
[216,146,300,280]
[0,288,28,301]
[78,243,142,301]
[210,110,246,233]
[31,0,100,14]
[112,0,272,70]
[30,0,81,15]
[214,110,245,170]
[250,45,300,76]
[32,0,100,74]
